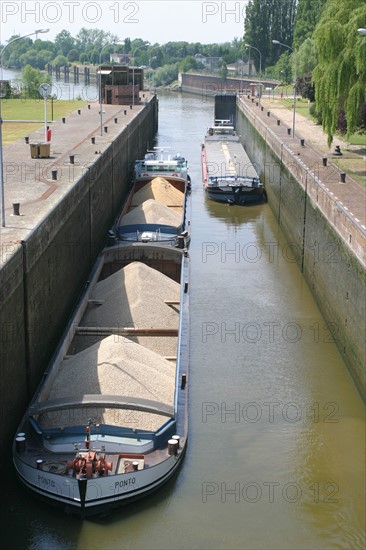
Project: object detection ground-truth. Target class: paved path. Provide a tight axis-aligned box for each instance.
[0,99,150,264]
[239,95,366,229]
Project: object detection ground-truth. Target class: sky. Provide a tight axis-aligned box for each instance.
[0,1,248,45]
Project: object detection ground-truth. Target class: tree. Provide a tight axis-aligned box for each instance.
[67,49,79,63]
[22,65,51,98]
[244,0,297,70]
[313,0,366,145]
[54,30,75,56]
[293,0,327,49]
[296,37,316,75]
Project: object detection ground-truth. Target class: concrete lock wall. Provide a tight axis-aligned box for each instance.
[0,96,158,456]
[236,100,366,399]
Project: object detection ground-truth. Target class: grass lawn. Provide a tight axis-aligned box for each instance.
[269,95,366,148]
[1,98,89,145]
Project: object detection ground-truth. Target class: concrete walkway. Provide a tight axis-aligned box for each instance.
[0,99,150,264]
[239,95,366,229]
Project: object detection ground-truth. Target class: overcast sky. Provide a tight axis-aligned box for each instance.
[0,1,247,45]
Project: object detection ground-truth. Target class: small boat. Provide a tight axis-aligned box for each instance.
[201,119,265,206]
[13,152,191,517]
[114,148,191,244]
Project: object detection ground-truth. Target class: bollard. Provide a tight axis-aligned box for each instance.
[300,139,305,147]
[15,437,26,453]
[91,136,95,144]
[277,120,280,126]
[88,104,91,109]
[130,105,133,109]
[12,203,20,216]
[287,128,291,135]
[322,157,328,167]
[261,106,264,111]
[69,155,75,164]
[181,373,187,389]
[256,102,259,107]
[36,459,43,469]
[334,145,342,156]
[168,439,178,456]
[114,117,118,124]
[340,172,346,183]
[78,109,81,115]
[51,169,58,180]
[62,117,66,123]
[124,109,127,115]
[267,111,270,117]
[104,126,108,133]
[172,435,180,448]
[132,461,139,471]
[24,136,29,144]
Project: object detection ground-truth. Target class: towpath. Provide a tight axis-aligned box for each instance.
[238,95,366,229]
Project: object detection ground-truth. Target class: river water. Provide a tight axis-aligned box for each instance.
[3,91,365,549]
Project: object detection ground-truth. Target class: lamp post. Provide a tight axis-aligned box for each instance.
[131,42,150,107]
[0,28,49,227]
[245,44,262,104]
[272,39,297,137]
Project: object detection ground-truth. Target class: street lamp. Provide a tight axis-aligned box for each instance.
[272,39,297,138]
[245,43,262,104]
[0,28,49,227]
[131,43,150,107]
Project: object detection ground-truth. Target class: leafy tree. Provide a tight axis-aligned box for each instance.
[296,37,316,75]
[297,73,315,101]
[152,63,178,86]
[79,53,89,64]
[244,0,297,70]
[54,30,75,56]
[67,49,79,63]
[313,0,366,144]
[22,65,51,98]
[293,0,327,49]
[52,55,69,67]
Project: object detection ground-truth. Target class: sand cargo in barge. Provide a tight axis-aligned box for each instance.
[201,95,265,206]
[13,154,191,517]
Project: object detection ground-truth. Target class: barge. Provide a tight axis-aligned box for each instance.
[201,118,265,206]
[13,152,191,517]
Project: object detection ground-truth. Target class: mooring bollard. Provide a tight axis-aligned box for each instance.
[62,117,66,123]
[124,109,127,115]
[114,117,118,124]
[340,172,346,183]
[24,136,29,144]
[277,120,280,126]
[88,104,91,109]
[287,128,291,135]
[267,111,270,117]
[104,126,108,133]
[13,203,20,216]
[130,104,133,109]
[91,136,95,144]
[78,109,81,115]
[51,169,58,180]
[69,155,75,164]
[300,138,305,146]
[322,157,328,167]
[261,106,264,111]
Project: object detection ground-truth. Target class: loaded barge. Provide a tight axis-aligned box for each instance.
[201,95,265,205]
[13,150,191,516]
